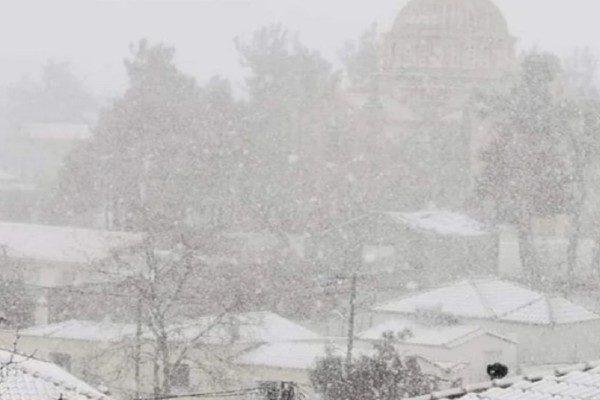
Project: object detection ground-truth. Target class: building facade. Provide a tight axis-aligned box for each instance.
[356,0,516,209]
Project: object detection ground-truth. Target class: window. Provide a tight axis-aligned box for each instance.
[171,364,190,388]
[49,352,72,372]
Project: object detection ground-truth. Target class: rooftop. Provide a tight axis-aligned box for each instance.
[19,312,321,345]
[411,361,600,400]
[358,319,513,348]
[321,209,487,238]
[0,349,110,400]
[374,278,600,325]
[0,222,144,264]
[21,123,92,141]
[236,341,344,370]
[19,320,137,343]
[0,171,34,192]
[393,0,511,38]
[237,339,468,376]
[387,210,487,237]
[174,311,322,344]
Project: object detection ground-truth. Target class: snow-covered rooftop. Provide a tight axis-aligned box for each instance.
[178,311,322,344]
[0,171,17,181]
[236,339,468,375]
[19,312,321,345]
[0,171,34,192]
[374,278,600,325]
[358,319,508,348]
[22,123,92,141]
[0,349,110,400]
[236,341,344,370]
[20,320,137,342]
[0,222,144,264]
[387,210,487,237]
[411,361,600,400]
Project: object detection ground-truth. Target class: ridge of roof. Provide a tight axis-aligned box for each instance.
[374,277,496,312]
[468,279,498,320]
[408,360,600,400]
[374,277,600,325]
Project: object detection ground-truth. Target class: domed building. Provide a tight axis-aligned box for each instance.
[358,0,516,209]
[384,0,514,73]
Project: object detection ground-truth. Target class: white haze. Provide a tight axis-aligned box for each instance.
[1,0,600,96]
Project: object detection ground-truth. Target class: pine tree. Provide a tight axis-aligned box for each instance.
[477,52,572,278]
[48,40,240,236]
[235,25,344,235]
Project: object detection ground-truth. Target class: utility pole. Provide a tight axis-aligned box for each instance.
[345,272,357,371]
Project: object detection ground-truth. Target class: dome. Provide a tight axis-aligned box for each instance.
[382,0,515,72]
[392,0,510,38]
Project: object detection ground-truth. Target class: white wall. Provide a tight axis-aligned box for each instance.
[393,334,517,383]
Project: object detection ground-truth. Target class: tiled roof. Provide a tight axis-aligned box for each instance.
[410,361,600,400]
[374,278,600,325]
[0,349,110,400]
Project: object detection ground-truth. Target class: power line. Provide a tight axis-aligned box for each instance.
[133,387,262,400]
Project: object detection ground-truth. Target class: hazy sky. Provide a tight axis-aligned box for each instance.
[1,0,600,97]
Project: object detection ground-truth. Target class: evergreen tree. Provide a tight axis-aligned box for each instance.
[5,61,97,125]
[339,24,380,87]
[311,333,437,400]
[49,40,240,236]
[477,52,572,278]
[235,25,344,235]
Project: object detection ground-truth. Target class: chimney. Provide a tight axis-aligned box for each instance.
[34,292,49,326]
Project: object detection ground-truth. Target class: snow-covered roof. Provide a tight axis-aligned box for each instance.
[0,349,110,400]
[411,361,600,400]
[20,320,137,342]
[319,209,487,238]
[179,311,322,344]
[374,278,600,325]
[0,171,17,181]
[20,312,321,345]
[387,210,487,237]
[236,339,469,375]
[358,319,512,348]
[0,171,34,192]
[0,222,144,264]
[22,123,91,141]
[236,341,344,370]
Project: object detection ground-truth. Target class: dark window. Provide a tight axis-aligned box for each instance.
[171,364,190,388]
[49,352,72,372]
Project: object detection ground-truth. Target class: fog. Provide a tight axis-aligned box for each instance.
[2,1,600,400]
[2,0,600,95]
